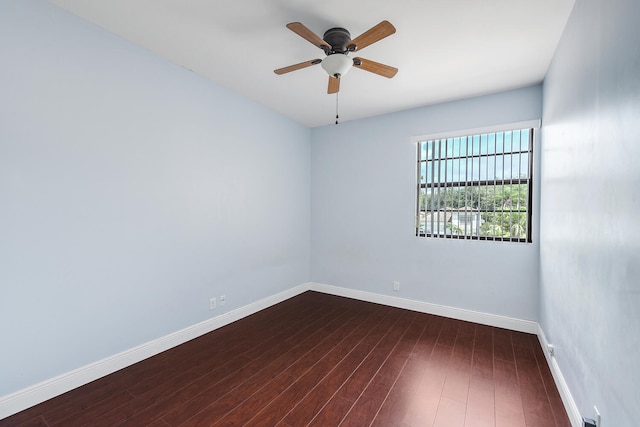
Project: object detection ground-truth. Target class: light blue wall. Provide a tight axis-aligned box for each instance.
[541,0,640,425]
[7,1,638,422]
[310,86,542,321]
[0,1,310,396]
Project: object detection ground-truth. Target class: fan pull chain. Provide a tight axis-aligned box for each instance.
[335,91,339,125]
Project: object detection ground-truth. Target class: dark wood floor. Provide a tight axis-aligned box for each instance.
[1,291,570,427]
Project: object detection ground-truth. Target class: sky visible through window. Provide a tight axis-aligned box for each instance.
[417,129,533,242]
[420,130,530,184]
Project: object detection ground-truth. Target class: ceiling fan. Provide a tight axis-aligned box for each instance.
[274,20,398,94]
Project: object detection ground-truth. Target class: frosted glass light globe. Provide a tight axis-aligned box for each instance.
[321,54,353,77]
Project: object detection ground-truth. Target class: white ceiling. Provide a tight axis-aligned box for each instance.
[48,0,575,128]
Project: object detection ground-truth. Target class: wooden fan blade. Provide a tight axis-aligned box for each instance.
[286,22,331,51]
[347,20,396,52]
[328,76,340,94]
[274,59,322,75]
[353,57,398,78]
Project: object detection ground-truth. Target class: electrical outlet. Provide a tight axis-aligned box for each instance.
[220,294,226,306]
[547,344,555,357]
[209,297,217,310]
[393,281,400,292]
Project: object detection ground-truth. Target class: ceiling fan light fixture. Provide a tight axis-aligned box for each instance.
[321,54,353,78]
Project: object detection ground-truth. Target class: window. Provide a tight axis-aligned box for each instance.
[416,125,534,243]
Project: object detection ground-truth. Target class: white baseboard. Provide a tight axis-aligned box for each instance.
[308,282,539,334]
[2,282,574,423]
[311,283,580,425]
[537,325,582,427]
[0,284,309,420]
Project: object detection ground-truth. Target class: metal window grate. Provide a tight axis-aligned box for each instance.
[416,128,534,243]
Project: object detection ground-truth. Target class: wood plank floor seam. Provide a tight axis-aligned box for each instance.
[0,292,571,427]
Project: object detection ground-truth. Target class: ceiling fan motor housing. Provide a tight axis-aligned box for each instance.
[323,27,351,53]
[275,20,398,92]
